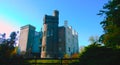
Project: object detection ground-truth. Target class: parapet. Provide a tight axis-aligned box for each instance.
[20,24,36,30]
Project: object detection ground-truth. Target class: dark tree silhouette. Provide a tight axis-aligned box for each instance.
[98,0,120,48]
[0,31,31,65]
[78,44,120,65]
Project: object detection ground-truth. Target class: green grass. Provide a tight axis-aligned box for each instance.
[26,59,79,64]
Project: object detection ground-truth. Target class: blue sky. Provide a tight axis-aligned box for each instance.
[0,0,108,47]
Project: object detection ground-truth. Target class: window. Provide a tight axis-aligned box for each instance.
[47,31,50,37]
[69,47,70,52]
[68,38,70,43]
[59,38,61,42]
[59,47,62,51]
[51,30,53,36]
[43,46,45,51]
[44,31,46,36]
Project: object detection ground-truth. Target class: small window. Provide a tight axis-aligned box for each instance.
[47,31,50,37]
[51,30,53,36]
[44,31,46,36]
[59,47,62,51]
[59,38,61,42]
[47,30,53,37]
[69,47,70,52]
[68,38,70,43]
[43,46,45,51]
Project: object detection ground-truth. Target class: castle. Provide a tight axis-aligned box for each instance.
[19,10,79,58]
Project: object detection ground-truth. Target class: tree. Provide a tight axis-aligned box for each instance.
[71,53,79,58]
[89,36,101,45]
[79,44,120,65]
[77,35,120,65]
[0,31,17,58]
[63,54,70,58]
[0,32,31,65]
[98,0,120,48]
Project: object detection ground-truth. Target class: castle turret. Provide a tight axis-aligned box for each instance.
[53,10,59,17]
[41,10,59,58]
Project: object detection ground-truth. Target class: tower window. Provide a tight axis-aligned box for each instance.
[59,38,61,42]
[68,38,70,43]
[51,30,53,36]
[69,47,70,52]
[47,31,50,37]
[44,31,46,36]
[43,46,45,51]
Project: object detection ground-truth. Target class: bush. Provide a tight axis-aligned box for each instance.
[79,44,120,65]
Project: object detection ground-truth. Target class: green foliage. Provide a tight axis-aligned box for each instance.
[63,54,70,58]
[99,0,120,48]
[79,44,120,65]
[89,36,100,44]
[0,32,17,58]
[0,44,15,58]
[71,53,79,58]
[0,32,31,65]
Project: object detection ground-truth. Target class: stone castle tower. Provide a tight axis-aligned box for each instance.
[19,25,35,54]
[41,10,59,58]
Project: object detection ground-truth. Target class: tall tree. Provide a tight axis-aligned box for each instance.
[89,36,100,44]
[0,31,17,58]
[99,0,120,48]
